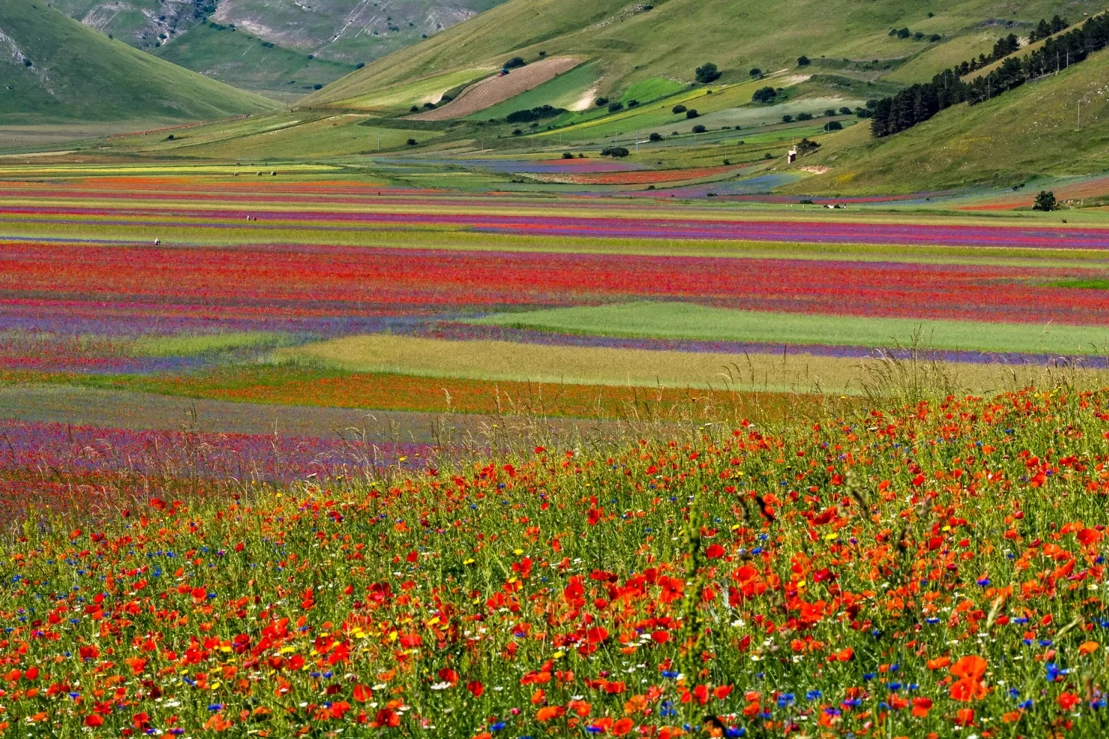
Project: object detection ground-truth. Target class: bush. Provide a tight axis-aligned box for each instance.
[692,124,707,133]
[505,105,565,124]
[608,102,624,112]
[797,55,810,66]
[562,152,574,159]
[503,56,526,69]
[355,62,365,69]
[22,58,32,67]
[649,132,663,142]
[410,106,420,113]
[796,112,813,121]
[1034,190,1057,211]
[752,86,777,104]
[600,146,630,158]
[781,114,793,123]
[627,99,639,108]
[824,109,836,117]
[839,106,852,115]
[823,120,843,131]
[406,139,417,146]
[685,109,699,119]
[313,84,324,90]
[695,62,721,83]
[896,27,911,39]
[749,68,762,78]
[672,104,687,114]
[594,97,609,107]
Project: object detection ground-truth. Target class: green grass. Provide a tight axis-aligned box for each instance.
[472,301,1109,355]
[130,331,295,357]
[1046,279,1109,290]
[312,66,493,112]
[0,0,277,124]
[154,23,357,102]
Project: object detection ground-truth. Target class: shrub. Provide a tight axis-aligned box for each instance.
[823,120,843,131]
[781,114,793,123]
[752,86,777,104]
[608,102,624,112]
[410,106,420,113]
[824,109,836,117]
[406,138,417,146]
[649,132,663,142]
[22,58,32,67]
[503,56,526,69]
[796,112,813,121]
[685,109,699,119]
[356,62,365,69]
[627,99,639,108]
[512,129,522,135]
[423,102,436,109]
[695,62,721,83]
[600,146,630,157]
[594,97,609,107]
[839,106,852,115]
[672,104,687,114]
[797,55,810,66]
[313,84,324,90]
[505,105,565,124]
[749,68,762,78]
[796,137,821,155]
[562,152,574,159]
[692,124,707,133]
[929,33,942,42]
[896,28,911,39]
[1034,190,1057,211]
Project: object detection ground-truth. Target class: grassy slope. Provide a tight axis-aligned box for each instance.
[789,49,1109,195]
[154,23,357,101]
[0,0,277,123]
[305,0,1104,107]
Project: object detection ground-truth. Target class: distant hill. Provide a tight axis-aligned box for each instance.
[48,0,512,98]
[307,0,1106,108]
[0,0,277,123]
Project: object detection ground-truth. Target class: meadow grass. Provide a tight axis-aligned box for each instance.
[130,331,296,357]
[7,383,1109,735]
[473,301,1109,356]
[275,333,1103,395]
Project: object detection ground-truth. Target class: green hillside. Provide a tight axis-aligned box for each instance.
[0,0,277,124]
[153,22,357,101]
[786,48,1109,195]
[306,0,1105,108]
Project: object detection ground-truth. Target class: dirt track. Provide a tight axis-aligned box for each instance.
[407,57,580,121]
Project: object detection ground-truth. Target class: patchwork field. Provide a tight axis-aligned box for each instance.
[6,163,1109,737]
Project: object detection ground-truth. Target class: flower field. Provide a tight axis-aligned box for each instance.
[5,389,1109,737]
[4,152,1109,736]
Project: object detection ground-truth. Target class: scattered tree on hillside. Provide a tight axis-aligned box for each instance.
[672,104,687,114]
[503,56,526,69]
[692,124,706,133]
[796,112,813,121]
[685,109,699,119]
[1034,190,1057,211]
[782,114,793,123]
[752,86,777,104]
[796,138,821,155]
[797,55,810,66]
[406,139,417,146]
[600,146,630,157]
[824,120,843,130]
[649,132,663,141]
[695,63,721,83]
[595,97,609,107]
[749,68,763,78]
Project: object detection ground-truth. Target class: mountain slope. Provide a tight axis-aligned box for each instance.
[783,49,1109,195]
[306,0,1106,107]
[0,0,277,123]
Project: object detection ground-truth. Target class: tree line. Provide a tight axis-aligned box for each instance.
[870,13,1109,138]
